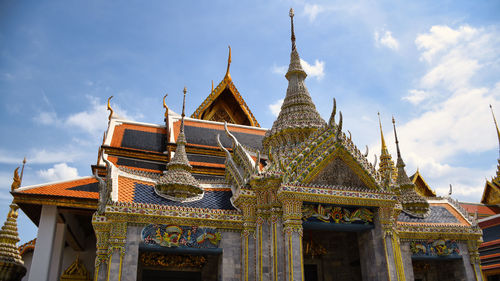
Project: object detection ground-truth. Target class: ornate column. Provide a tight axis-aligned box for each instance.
[379,205,406,281]
[269,207,284,281]
[467,240,485,281]
[241,201,256,281]
[282,198,303,281]
[106,221,127,281]
[92,215,110,281]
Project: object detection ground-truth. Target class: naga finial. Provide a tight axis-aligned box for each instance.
[11,167,20,191]
[225,46,232,80]
[289,8,296,51]
[107,96,114,121]
[328,98,336,126]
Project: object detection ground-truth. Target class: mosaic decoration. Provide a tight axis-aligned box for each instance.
[139,252,207,268]
[410,239,460,257]
[302,204,374,225]
[142,224,222,249]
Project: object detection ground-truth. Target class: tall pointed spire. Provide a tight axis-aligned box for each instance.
[378,113,397,186]
[489,104,500,181]
[263,8,325,153]
[0,203,26,281]
[392,117,429,218]
[155,87,202,202]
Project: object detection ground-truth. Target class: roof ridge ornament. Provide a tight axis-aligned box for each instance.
[225,45,232,80]
[107,96,114,121]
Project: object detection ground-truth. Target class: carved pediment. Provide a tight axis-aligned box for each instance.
[309,157,369,189]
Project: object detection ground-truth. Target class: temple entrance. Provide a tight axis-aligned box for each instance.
[136,251,219,281]
[412,259,465,281]
[303,230,363,281]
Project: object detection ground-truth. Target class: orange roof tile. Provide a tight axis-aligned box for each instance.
[460,203,500,217]
[16,177,99,200]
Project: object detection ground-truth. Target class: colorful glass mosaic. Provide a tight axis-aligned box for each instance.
[302,203,374,225]
[410,239,460,257]
[142,224,222,249]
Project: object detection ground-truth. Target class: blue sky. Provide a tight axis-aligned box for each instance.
[1,0,500,243]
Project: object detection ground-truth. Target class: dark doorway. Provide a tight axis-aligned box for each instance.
[142,270,201,281]
[304,264,319,281]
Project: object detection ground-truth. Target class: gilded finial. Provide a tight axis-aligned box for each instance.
[378,112,387,150]
[11,167,20,191]
[163,94,169,119]
[289,8,296,51]
[0,203,24,266]
[490,104,500,158]
[211,80,214,93]
[225,46,232,80]
[107,96,114,121]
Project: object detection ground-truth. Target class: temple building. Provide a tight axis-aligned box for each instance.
[1,8,493,281]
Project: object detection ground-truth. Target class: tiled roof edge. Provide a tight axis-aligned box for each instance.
[15,176,95,192]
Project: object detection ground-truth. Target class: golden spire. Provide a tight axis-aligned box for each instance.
[0,203,24,265]
[378,113,397,187]
[490,104,500,157]
[107,96,114,121]
[378,112,387,150]
[11,167,20,191]
[225,46,232,80]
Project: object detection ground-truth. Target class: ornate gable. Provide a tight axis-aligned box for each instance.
[481,180,500,205]
[283,119,380,190]
[191,47,260,127]
[410,170,436,197]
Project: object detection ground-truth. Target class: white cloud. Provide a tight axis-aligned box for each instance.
[300,59,325,80]
[403,89,431,105]
[415,25,477,63]
[37,163,78,182]
[394,24,500,201]
[272,64,287,76]
[34,95,136,137]
[0,147,84,164]
[272,59,325,80]
[374,30,399,50]
[304,4,324,22]
[269,99,284,117]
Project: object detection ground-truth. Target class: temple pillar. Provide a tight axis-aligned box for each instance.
[93,215,110,281]
[121,226,141,281]
[282,199,303,281]
[106,222,127,281]
[219,230,242,281]
[269,207,285,281]
[241,202,256,281]
[29,205,57,281]
[377,206,406,281]
[358,209,393,281]
[465,240,485,281]
[48,223,66,281]
[256,212,271,281]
